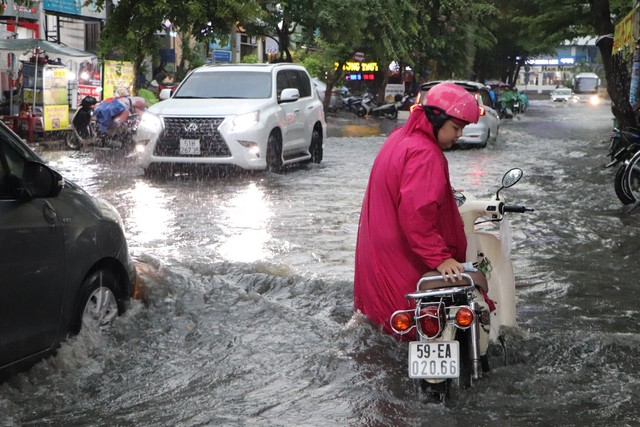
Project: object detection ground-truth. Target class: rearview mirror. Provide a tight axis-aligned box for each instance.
[502,168,523,188]
[18,161,64,199]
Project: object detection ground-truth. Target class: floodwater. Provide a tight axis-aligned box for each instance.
[3,99,640,426]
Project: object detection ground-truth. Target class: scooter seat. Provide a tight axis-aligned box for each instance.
[419,270,488,293]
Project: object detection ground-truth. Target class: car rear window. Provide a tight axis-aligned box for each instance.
[173,71,272,99]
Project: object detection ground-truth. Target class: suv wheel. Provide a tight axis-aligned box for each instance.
[310,129,323,164]
[266,133,283,172]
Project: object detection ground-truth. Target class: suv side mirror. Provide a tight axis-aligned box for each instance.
[280,88,300,103]
[159,88,173,100]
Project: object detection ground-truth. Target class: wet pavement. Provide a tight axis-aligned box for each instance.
[3,99,640,426]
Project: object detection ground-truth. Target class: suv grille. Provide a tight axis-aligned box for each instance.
[154,117,230,157]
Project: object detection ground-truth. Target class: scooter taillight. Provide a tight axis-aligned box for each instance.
[390,310,414,334]
[455,307,475,328]
[418,305,444,338]
[479,106,486,116]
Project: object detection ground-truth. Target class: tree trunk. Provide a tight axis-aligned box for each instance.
[592,0,635,128]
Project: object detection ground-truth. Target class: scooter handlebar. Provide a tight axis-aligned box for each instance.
[501,204,534,213]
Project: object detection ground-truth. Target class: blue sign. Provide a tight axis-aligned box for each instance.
[213,50,232,63]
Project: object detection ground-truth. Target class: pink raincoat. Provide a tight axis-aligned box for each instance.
[353,105,467,336]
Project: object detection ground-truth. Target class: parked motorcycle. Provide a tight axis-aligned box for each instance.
[66,95,146,151]
[341,91,364,114]
[389,168,533,402]
[358,93,408,119]
[605,127,640,205]
[612,147,640,208]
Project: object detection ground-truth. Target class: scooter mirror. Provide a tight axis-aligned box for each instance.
[453,191,466,207]
[502,168,523,188]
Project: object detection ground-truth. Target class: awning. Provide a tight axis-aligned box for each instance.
[0,39,96,63]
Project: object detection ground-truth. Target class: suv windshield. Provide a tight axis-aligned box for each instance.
[174,71,272,99]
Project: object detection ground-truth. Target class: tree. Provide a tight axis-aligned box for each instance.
[95,0,261,92]
[482,0,634,127]
[590,0,635,128]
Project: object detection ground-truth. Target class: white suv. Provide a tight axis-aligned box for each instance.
[134,63,326,175]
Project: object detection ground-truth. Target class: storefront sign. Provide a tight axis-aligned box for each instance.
[103,60,134,99]
[2,0,41,19]
[337,61,379,72]
[613,5,639,52]
[77,84,102,107]
[212,50,232,63]
[43,104,69,130]
[384,83,404,102]
[43,0,106,19]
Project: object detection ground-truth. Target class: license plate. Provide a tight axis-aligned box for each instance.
[180,138,201,155]
[408,341,459,378]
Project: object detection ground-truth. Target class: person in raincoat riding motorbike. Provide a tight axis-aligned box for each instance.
[353,82,486,337]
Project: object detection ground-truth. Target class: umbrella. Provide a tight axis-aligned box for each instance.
[0,39,96,62]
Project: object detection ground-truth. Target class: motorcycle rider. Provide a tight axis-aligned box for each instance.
[353,82,486,336]
[73,96,98,139]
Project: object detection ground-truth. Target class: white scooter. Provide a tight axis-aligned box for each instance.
[389,168,533,401]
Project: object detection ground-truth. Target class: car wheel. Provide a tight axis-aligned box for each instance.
[309,128,323,164]
[72,268,124,334]
[266,133,283,172]
[65,131,82,150]
[480,130,489,148]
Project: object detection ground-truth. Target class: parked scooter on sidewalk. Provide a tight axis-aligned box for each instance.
[604,127,640,205]
[389,168,533,402]
[358,93,408,119]
[342,91,364,114]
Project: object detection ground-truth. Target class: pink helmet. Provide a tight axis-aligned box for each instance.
[423,82,479,126]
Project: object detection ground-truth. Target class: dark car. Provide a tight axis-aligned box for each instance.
[0,122,136,379]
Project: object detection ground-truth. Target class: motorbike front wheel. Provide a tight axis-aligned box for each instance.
[356,106,367,117]
[625,151,640,203]
[65,130,82,150]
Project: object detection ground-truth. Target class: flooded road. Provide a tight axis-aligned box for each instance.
[3,99,640,426]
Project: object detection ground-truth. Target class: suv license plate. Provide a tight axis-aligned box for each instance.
[180,138,201,155]
[408,341,459,379]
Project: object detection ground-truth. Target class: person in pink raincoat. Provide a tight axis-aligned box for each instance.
[354,82,482,337]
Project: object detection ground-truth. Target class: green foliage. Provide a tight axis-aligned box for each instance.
[92,0,625,116]
[138,88,159,105]
[300,55,324,78]
[241,54,259,64]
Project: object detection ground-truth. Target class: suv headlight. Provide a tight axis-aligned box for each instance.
[231,111,260,132]
[136,112,163,144]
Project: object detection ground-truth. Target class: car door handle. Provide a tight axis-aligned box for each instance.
[294,109,300,113]
[42,200,58,225]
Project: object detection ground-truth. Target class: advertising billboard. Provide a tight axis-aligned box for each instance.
[43,0,106,20]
